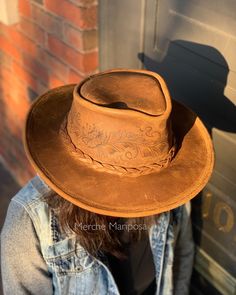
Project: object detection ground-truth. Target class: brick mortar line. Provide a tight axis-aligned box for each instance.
[1,30,98,74]
[68,0,98,9]
[0,45,97,86]
[32,2,98,31]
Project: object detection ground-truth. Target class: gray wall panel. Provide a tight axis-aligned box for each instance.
[99,0,145,70]
[99,0,236,292]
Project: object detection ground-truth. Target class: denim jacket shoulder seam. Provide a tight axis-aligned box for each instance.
[11,198,33,216]
[11,198,41,233]
[13,177,51,208]
[12,193,47,208]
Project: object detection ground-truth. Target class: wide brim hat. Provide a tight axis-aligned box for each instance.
[23,69,214,217]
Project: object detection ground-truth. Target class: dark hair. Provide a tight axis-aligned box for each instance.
[44,191,157,260]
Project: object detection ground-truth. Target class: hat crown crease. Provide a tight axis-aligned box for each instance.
[79,72,166,116]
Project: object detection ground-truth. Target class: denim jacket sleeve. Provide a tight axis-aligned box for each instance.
[173,201,195,295]
[0,198,53,295]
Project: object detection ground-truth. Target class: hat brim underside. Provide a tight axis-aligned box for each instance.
[24,85,214,217]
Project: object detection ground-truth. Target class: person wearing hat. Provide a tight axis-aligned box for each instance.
[1,69,214,295]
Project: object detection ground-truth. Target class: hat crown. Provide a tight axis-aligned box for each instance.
[66,69,175,175]
[79,71,166,116]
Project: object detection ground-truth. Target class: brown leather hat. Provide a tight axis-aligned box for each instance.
[23,69,214,217]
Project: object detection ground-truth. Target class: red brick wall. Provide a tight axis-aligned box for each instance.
[0,0,98,185]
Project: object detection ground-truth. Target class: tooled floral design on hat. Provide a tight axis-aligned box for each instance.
[85,126,167,160]
[67,111,171,162]
[60,111,176,176]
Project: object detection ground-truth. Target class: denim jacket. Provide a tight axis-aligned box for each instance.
[1,175,194,295]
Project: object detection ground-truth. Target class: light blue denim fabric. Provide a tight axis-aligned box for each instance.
[3,175,194,295]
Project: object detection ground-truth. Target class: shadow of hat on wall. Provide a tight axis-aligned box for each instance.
[138,40,236,134]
